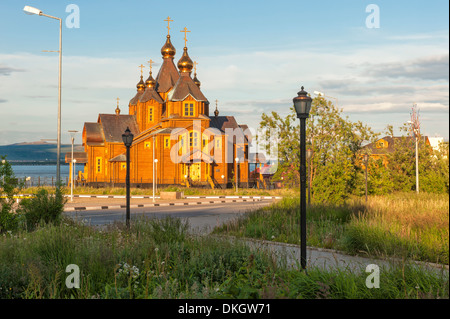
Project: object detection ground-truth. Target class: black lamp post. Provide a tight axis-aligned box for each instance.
[363,153,369,204]
[122,127,134,229]
[293,86,313,270]
[306,148,313,205]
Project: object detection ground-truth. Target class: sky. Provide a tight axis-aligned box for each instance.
[0,0,448,145]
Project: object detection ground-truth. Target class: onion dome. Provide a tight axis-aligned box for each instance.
[145,72,156,88]
[136,75,145,91]
[177,47,193,73]
[161,35,176,59]
[193,73,201,87]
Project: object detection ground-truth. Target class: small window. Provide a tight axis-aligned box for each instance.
[164,137,170,149]
[215,138,221,149]
[190,131,198,147]
[121,163,126,170]
[144,142,151,149]
[184,103,194,117]
[96,157,102,173]
[149,107,154,122]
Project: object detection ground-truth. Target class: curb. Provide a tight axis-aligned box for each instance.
[64,198,265,212]
[70,195,282,200]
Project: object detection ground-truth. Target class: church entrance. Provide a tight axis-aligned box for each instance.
[190,163,201,181]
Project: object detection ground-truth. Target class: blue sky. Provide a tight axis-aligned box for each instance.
[0,0,448,145]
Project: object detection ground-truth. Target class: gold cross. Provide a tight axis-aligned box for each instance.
[116,97,120,106]
[147,59,154,73]
[180,27,191,47]
[194,61,198,74]
[138,64,145,76]
[215,99,218,107]
[164,16,173,35]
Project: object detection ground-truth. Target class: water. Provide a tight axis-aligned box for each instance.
[11,164,84,186]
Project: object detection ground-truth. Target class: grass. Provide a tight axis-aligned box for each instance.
[213,192,449,265]
[0,216,448,299]
[18,185,296,197]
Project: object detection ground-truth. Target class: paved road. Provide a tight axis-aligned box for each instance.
[64,200,273,234]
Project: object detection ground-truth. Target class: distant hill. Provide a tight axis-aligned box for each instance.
[0,142,84,164]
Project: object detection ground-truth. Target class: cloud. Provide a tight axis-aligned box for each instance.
[0,65,25,76]
[0,99,7,103]
[364,54,449,81]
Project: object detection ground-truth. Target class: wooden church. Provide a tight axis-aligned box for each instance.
[76,18,251,188]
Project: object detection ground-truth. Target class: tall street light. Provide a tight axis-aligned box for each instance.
[293,86,313,271]
[306,148,313,205]
[24,6,63,185]
[363,153,369,204]
[407,120,420,194]
[314,91,338,107]
[68,130,78,202]
[235,157,239,193]
[122,127,134,229]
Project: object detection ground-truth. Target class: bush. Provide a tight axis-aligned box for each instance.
[0,156,23,233]
[19,187,67,231]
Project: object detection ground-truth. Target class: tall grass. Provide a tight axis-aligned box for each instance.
[214,192,449,265]
[0,216,447,299]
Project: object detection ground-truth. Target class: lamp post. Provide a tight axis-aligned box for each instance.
[313,91,338,107]
[154,159,158,194]
[153,136,156,202]
[306,148,313,205]
[24,6,63,185]
[68,130,78,202]
[293,86,313,271]
[363,153,369,204]
[122,127,134,229]
[235,157,239,193]
[407,121,420,194]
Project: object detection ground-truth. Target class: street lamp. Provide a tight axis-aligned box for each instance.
[363,153,369,204]
[153,136,156,202]
[306,148,313,205]
[235,157,239,193]
[293,86,313,271]
[122,127,134,229]
[68,130,78,202]
[154,159,158,194]
[24,6,63,185]
[314,91,338,107]
[407,120,420,194]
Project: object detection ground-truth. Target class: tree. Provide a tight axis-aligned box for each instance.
[259,96,378,203]
[0,156,23,233]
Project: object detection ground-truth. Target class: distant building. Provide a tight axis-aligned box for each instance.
[361,135,431,166]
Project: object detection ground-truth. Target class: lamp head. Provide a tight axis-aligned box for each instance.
[23,6,42,15]
[122,127,134,147]
[293,86,313,119]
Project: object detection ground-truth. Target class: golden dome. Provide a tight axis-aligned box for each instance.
[136,75,145,91]
[161,35,176,58]
[145,72,156,88]
[177,47,193,73]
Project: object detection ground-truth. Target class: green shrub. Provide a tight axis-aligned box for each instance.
[19,187,67,231]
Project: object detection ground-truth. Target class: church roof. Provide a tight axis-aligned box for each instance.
[154,57,179,93]
[129,91,144,106]
[98,114,139,143]
[209,116,249,143]
[139,86,164,104]
[84,122,104,146]
[167,73,208,102]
